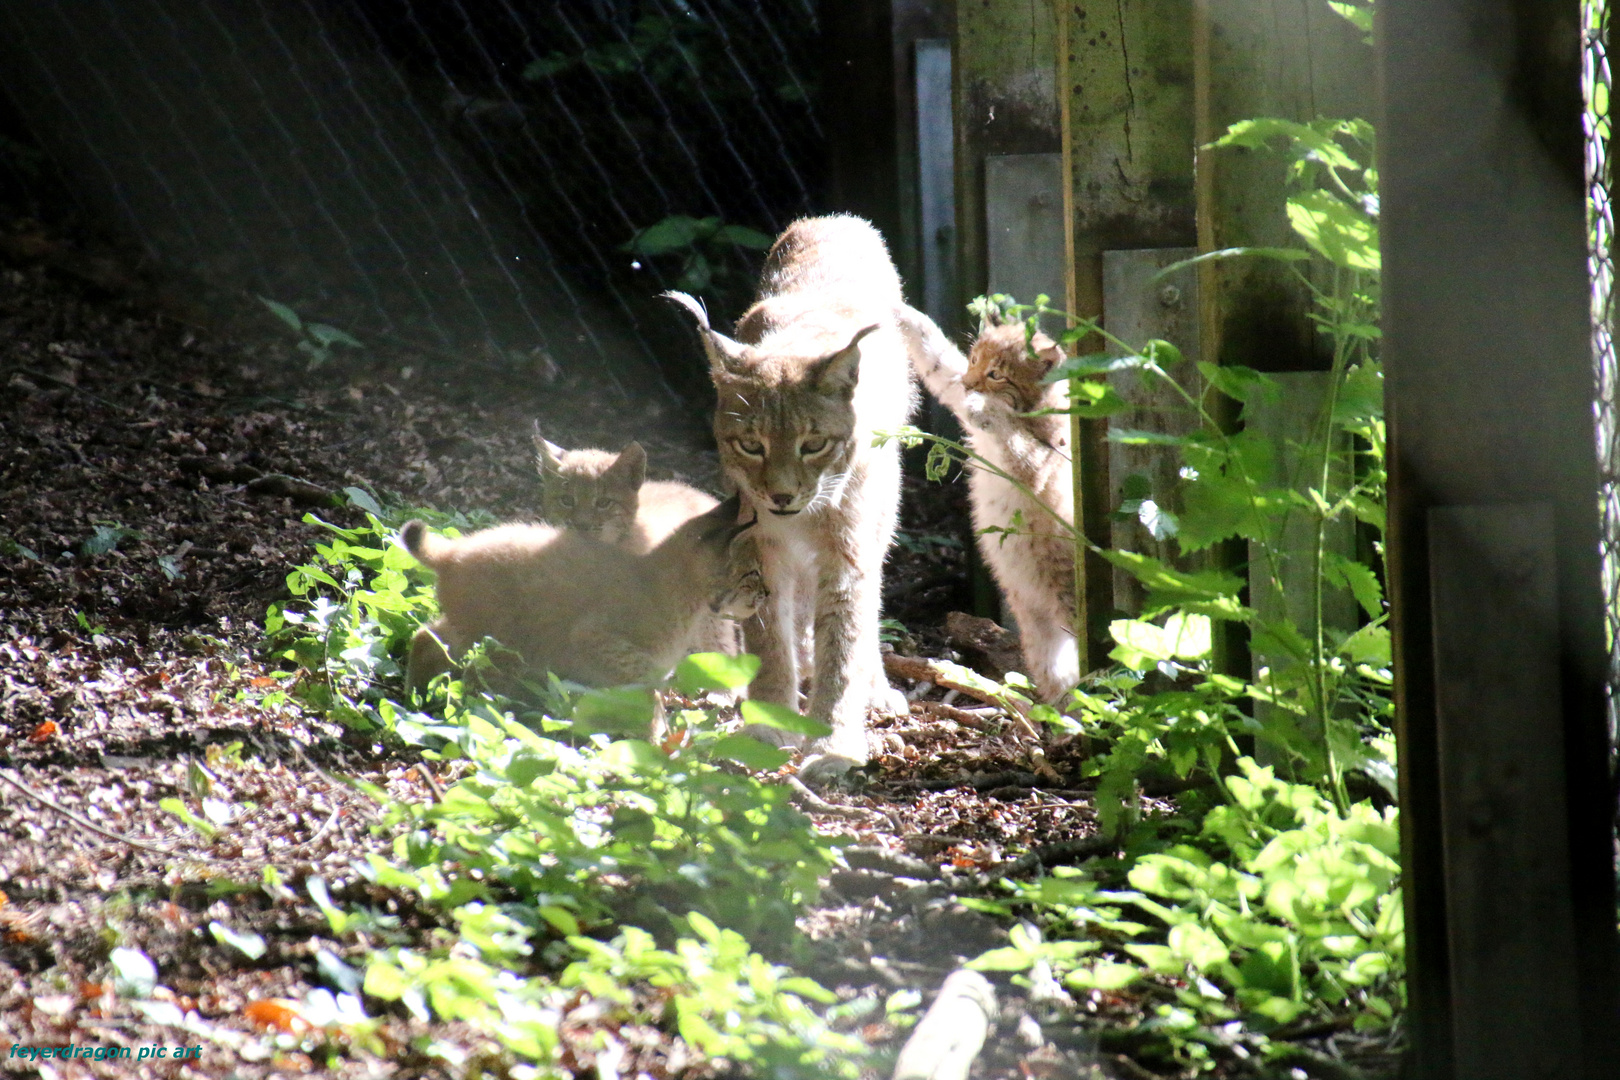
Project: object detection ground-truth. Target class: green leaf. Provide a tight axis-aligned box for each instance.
[1288,189,1380,271]
[1337,623,1392,666]
[708,734,792,772]
[307,323,364,349]
[258,295,302,332]
[676,251,713,292]
[674,651,760,695]
[967,946,1037,972]
[1046,352,1156,381]
[627,215,703,256]
[109,946,159,998]
[573,688,658,737]
[1323,552,1384,618]
[504,751,554,787]
[1101,550,1245,616]
[1109,613,1212,670]
[1196,362,1278,406]
[345,487,383,518]
[523,52,575,79]
[1108,428,1190,447]
[739,700,832,738]
[711,224,776,250]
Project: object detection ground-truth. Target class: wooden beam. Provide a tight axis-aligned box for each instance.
[1380,0,1620,1075]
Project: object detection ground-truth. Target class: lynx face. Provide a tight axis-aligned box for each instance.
[534,429,645,543]
[710,329,876,517]
[963,324,1063,413]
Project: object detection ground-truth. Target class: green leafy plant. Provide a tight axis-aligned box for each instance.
[266,496,867,1074]
[622,214,774,295]
[258,296,365,370]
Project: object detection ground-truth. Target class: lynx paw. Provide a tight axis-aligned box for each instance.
[870,681,909,717]
[741,722,805,750]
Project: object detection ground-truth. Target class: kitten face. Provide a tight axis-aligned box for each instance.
[710,328,876,517]
[963,324,1064,412]
[534,431,645,542]
[711,537,767,619]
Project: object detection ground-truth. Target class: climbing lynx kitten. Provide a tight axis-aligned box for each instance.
[533,428,721,553]
[896,304,1079,701]
[401,496,762,694]
[668,214,917,774]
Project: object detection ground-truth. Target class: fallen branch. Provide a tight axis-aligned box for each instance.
[785,775,894,830]
[0,768,176,855]
[883,653,1041,740]
[909,699,996,731]
[986,835,1115,881]
[892,968,997,1080]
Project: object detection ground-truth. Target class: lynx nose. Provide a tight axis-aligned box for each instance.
[769,493,794,510]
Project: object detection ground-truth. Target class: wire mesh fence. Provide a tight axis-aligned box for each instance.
[0,0,825,399]
[1585,0,1619,744]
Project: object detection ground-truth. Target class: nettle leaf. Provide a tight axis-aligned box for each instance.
[1215,117,1360,172]
[1046,352,1155,381]
[1109,614,1213,670]
[1323,553,1384,618]
[1337,623,1392,667]
[1101,550,1245,616]
[674,652,760,695]
[1288,190,1380,271]
[1334,363,1384,427]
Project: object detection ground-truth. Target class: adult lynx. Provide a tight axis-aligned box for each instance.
[896,304,1079,701]
[401,496,762,694]
[668,214,917,774]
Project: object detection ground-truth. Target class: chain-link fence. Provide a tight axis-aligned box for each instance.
[1585,0,1619,743]
[0,0,824,399]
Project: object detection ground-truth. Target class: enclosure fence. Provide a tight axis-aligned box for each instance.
[0,0,823,398]
[1584,0,1619,744]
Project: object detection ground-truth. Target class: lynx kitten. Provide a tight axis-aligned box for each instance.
[533,428,741,657]
[668,214,917,775]
[897,304,1079,701]
[533,428,721,553]
[402,495,762,694]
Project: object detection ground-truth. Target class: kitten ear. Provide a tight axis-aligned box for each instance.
[814,323,880,396]
[607,441,648,487]
[1030,331,1065,374]
[696,494,749,544]
[533,424,565,475]
[663,290,753,376]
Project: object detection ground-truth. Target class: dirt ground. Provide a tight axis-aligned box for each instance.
[0,217,1394,1080]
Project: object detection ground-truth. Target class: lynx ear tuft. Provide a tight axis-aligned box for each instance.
[532,424,566,475]
[664,291,752,375]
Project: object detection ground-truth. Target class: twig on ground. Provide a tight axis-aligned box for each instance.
[910,699,997,730]
[784,775,894,830]
[891,968,997,1080]
[986,835,1115,881]
[0,768,176,855]
[883,653,1043,741]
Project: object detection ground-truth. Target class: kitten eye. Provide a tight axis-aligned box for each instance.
[594,497,616,510]
[558,494,576,508]
[734,438,764,457]
[799,437,830,456]
[987,369,1007,382]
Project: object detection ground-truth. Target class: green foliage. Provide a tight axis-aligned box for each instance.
[257,296,365,370]
[266,496,866,1074]
[622,213,774,295]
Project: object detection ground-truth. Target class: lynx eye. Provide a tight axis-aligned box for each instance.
[987,369,1007,383]
[799,437,830,456]
[594,497,616,510]
[734,437,764,458]
[558,494,576,508]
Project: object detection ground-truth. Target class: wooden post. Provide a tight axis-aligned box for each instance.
[1192,1,1372,680]
[1381,0,1620,1075]
[1053,0,1198,666]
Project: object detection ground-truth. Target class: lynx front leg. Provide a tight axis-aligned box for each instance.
[741,535,805,743]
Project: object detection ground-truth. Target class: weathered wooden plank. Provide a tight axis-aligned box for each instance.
[985,153,1068,329]
[1102,247,1202,614]
[1056,0,1197,664]
[1428,503,1583,1080]
[1381,1,1619,1074]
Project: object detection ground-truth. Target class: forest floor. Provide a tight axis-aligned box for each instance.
[0,218,1385,1080]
